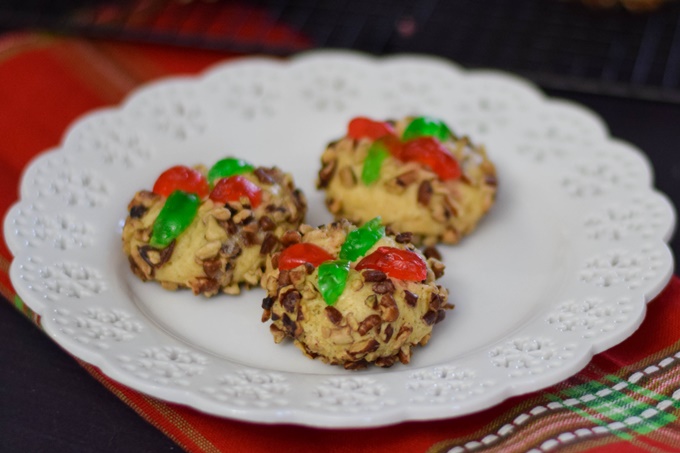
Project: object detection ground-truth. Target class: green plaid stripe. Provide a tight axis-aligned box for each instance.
[550,375,680,439]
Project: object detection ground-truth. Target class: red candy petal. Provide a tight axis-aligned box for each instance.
[278,243,334,270]
[348,117,396,140]
[153,165,209,198]
[209,175,262,208]
[401,137,462,181]
[356,246,427,281]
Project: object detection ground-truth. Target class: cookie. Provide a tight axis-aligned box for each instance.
[318,116,497,246]
[122,158,306,296]
[261,218,451,369]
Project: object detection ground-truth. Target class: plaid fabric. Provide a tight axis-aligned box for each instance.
[1,31,679,453]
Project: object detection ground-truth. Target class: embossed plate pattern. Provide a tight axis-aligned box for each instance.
[3,51,676,427]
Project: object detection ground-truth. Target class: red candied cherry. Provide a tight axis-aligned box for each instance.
[153,165,209,198]
[347,117,396,140]
[356,246,427,281]
[278,243,334,270]
[400,137,461,181]
[209,175,262,208]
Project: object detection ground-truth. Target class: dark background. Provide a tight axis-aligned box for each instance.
[1,1,679,451]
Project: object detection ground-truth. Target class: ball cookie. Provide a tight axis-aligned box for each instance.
[122,158,307,297]
[317,116,497,246]
[260,218,451,370]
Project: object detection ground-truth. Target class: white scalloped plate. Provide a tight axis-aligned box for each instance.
[3,51,676,428]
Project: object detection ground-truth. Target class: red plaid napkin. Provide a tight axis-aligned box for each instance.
[2,32,680,453]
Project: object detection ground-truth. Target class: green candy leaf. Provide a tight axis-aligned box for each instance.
[402,116,456,142]
[150,190,200,248]
[361,142,390,185]
[339,217,385,261]
[317,260,350,306]
[208,157,254,184]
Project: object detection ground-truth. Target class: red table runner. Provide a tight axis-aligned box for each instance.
[2,32,680,453]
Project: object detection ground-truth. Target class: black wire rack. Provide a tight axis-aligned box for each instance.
[1,0,680,103]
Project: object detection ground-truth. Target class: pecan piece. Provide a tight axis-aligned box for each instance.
[417,180,433,206]
[289,267,307,286]
[364,294,378,310]
[362,269,386,282]
[430,260,445,279]
[191,277,220,296]
[129,204,147,219]
[139,241,175,268]
[281,314,298,336]
[379,294,399,322]
[258,216,276,231]
[396,170,418,187]
[348,339,379,356]
[430,292,441,311]
[423,246,442,261]
[395,325,413,346]
[404,290,418,307]
[395,232,413,244]
[254,167,276,185]
[357,314,382,335]
[262,296,275,310]
[383,324,394,343]
[291,189,306,219]
[270,252,280,270]
[242,230,259,247]
[398,347,412,365]
[422,310,438,326]
[375,356,398,368]
[278,269,292,287]
[281,230,302,246]
[373,279,395,295]
[343,360,368,371]
[318,159,337,188]
[281,289,301,313]
[202,257,222,279]
[219,219,238,235]
[325,306,343,325]
[260,232,279,255]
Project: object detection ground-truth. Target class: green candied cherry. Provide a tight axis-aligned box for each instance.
[207,157,254,185]
[317,260,350,306]
[402,116,456,142]
[362,135,403,184]
[149,190,200,248]
[339,217,385,261]
[361,141,391,185]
